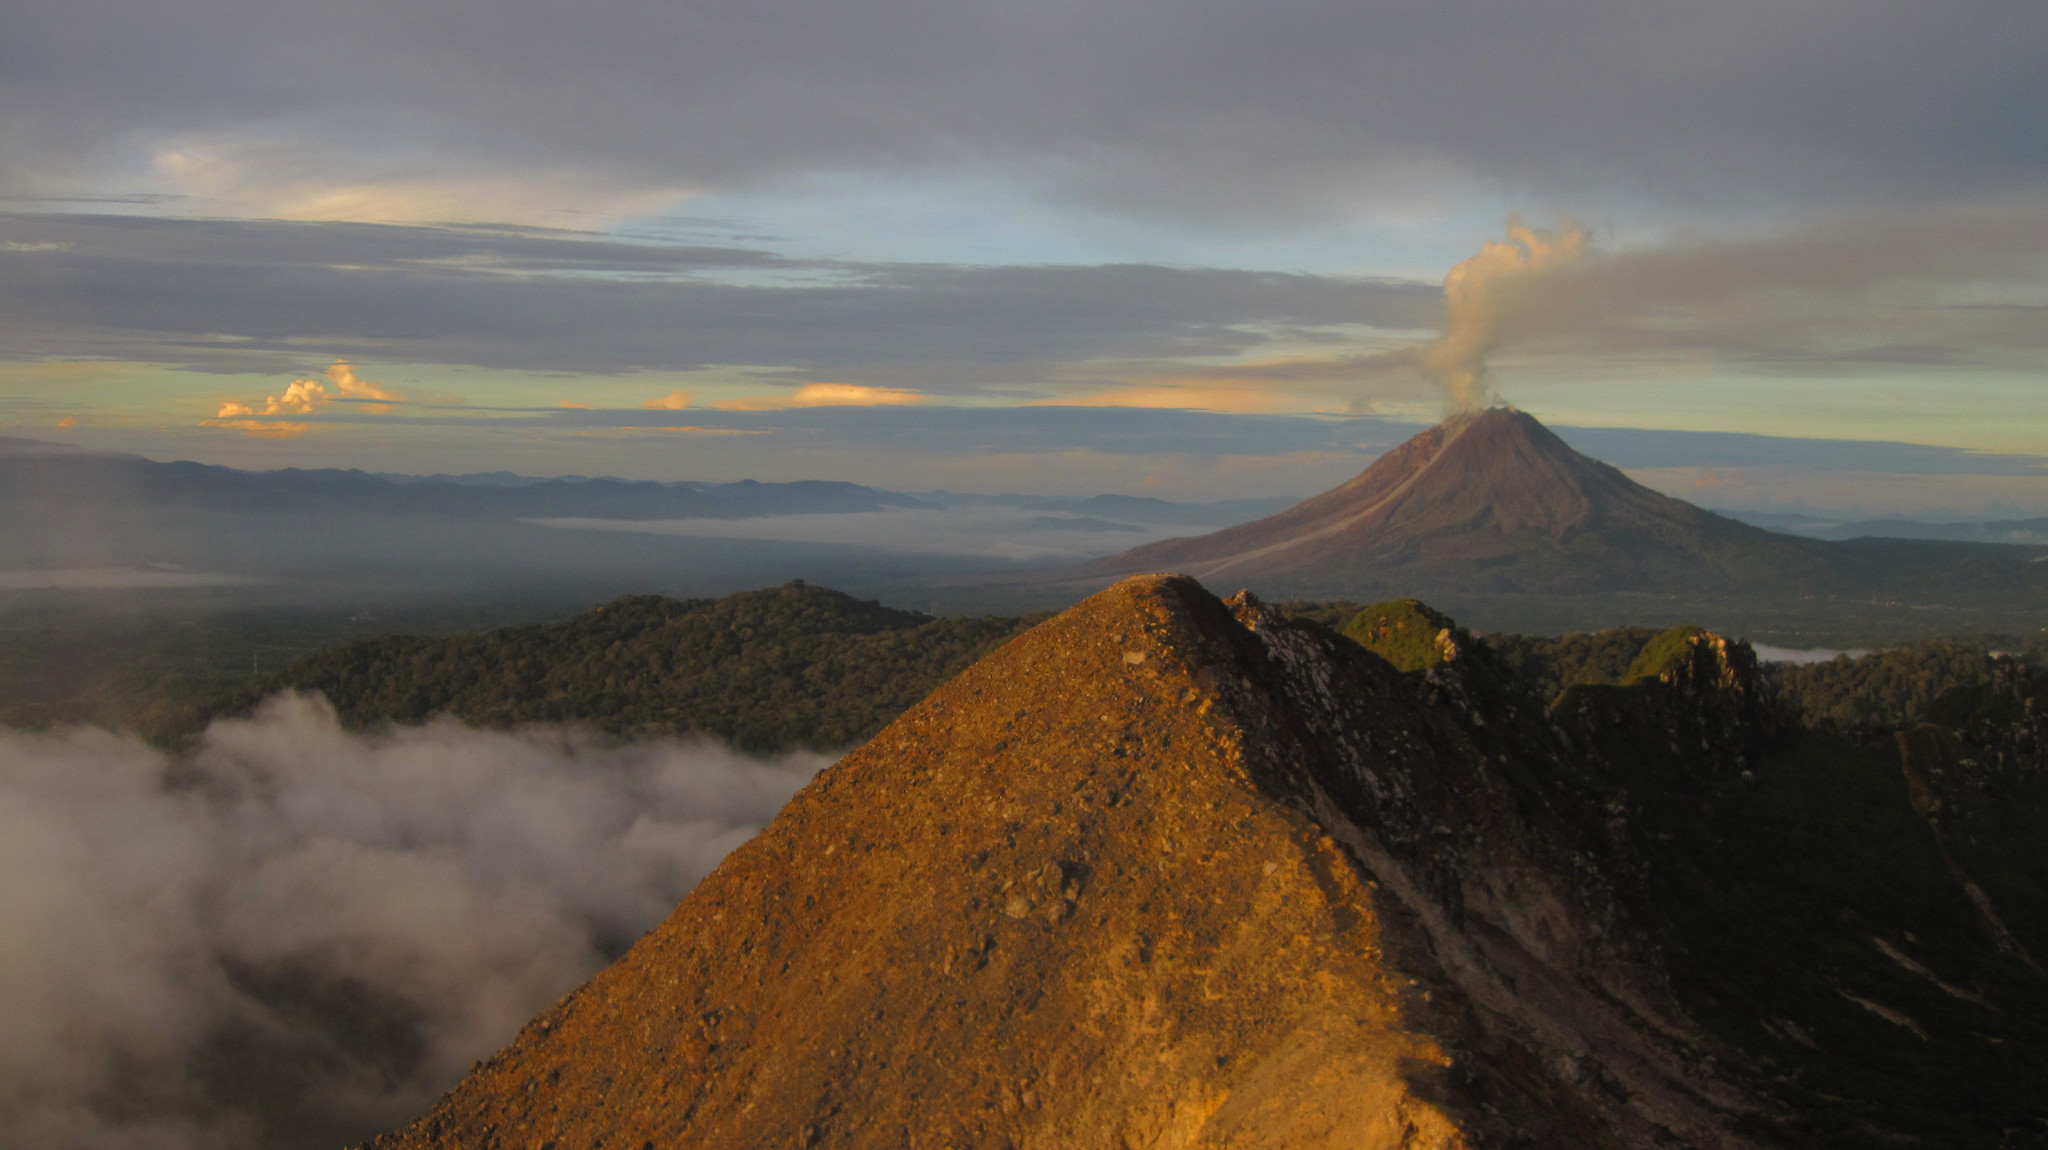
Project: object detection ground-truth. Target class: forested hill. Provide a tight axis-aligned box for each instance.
[155,581,2040,752]
[174,583,1041,752]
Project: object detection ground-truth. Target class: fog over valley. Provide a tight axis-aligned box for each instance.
[0,694,823,1149]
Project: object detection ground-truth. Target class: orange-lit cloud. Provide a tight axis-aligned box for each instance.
[274,379,328,414]
[713,383,923,411]
[1045,357,1370,414]
[55,416,78,430]
[603,425,774,436]
[642,389,694,410]
[205,360,404,435]
[325,361,401,413]
[212,379,323,420]
[1042,352,1423,416]
[206,419,311,438]
[1050,385,1312,414]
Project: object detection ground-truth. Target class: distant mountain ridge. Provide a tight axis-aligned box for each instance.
[0,438,1308,612]
[0,437,1292,527]
[917,490,1299,528]
[0,438,938,520]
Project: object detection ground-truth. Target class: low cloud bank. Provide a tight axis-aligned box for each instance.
[0,694,826,1149]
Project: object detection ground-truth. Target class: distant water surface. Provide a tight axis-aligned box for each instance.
[1752,644,1872,664]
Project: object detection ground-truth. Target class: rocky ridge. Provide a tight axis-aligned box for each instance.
[367,575,2048,1149]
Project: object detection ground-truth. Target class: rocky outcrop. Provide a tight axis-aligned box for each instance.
[366,575,2048,1149]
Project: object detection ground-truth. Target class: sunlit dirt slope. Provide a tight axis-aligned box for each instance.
[368,575,2047,1149]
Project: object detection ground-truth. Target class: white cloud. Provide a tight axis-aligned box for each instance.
[0,694,823,1149]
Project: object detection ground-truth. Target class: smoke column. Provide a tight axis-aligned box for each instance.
[1419,218,1587,414]
[0,694,826,1150]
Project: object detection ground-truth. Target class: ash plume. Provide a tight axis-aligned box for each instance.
[0,694,824,1150]
[1420,218,1587,413]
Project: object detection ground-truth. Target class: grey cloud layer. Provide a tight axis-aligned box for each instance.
[4,0,2043,218]
[377,404,2048,477]
[1489,204,2048,369]
[9,206,2042,389]
[547,405,1421,458]
[1551,425,2048,478]
[0,213,1436,375]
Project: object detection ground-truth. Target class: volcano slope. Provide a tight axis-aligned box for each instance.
[368,576,2048,1150]
[1062,409,2047,610]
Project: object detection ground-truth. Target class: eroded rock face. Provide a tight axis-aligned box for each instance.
[366,576,2046,1150]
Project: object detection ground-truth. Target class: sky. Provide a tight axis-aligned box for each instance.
[3,0,2046,512]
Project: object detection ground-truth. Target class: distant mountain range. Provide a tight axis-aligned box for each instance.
[6,431,2038,563]
[7,430,2044,635]
[0,437,939,520]
[0,439,1293,609]
[914,490,1297,528]
[0,437,1290,530]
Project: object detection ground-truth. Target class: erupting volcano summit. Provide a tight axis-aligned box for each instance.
[1070,407,1829,596]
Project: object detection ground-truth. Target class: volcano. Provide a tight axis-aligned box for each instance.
[1071,408,1834,597]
